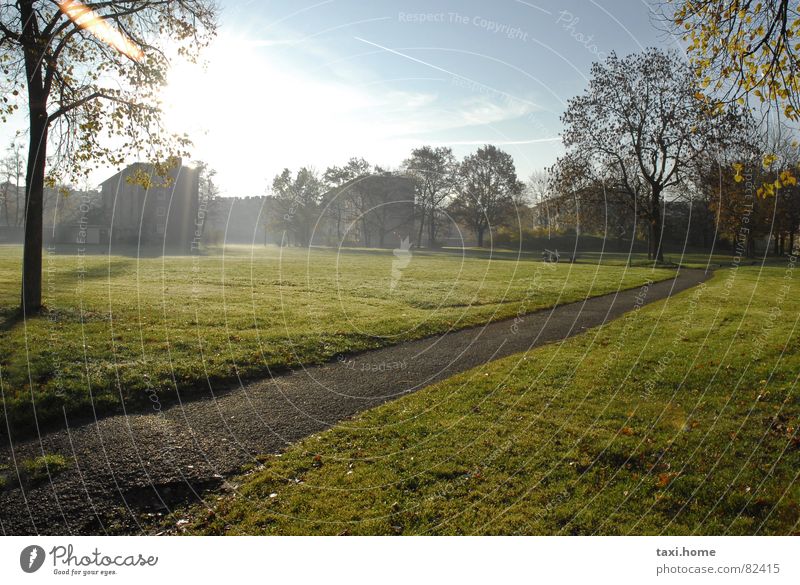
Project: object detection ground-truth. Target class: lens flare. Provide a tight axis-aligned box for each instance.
[57,0,144,61]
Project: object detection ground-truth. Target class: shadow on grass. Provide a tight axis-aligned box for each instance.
[49,243,191,258]
[74,258,137,281]
[0,307,24,332]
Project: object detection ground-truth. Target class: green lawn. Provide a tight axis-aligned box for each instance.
[180,265,800,535]
[0,244,670,434]
[444,246,765,270]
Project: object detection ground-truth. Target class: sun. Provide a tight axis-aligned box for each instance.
[157,32,432,196]
[161,36,253,138]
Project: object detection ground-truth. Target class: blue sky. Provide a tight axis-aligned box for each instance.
[169,0,685,195]
[9,0,686,196]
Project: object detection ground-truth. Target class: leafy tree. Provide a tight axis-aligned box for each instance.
[665,0,800,121]
[322,159,413,249]
[403,146,457,248]
[0,0,217,314]
[664,1,800,195]
[196,161,219,203]
[692,116,773,257]
[773,179,800,255]
[322,157,371,244]
[356,171,415,248]
[716,130,800,256]
[269,167,323,247]
[555,49,738,261]
[324,158,371,187]
[450,145,523,248]
[194,160,219,241]
[773,141,800,254]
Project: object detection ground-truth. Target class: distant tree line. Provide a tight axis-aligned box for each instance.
[186,44,798,258]
[0,141,102,239]
[260,144,525,249]
[252,46,799,257]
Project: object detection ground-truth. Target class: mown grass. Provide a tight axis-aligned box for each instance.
[0,244,671,434]
[20,454,69,483]
[181,265,799,535]
[0,454,69,489]
[445,246,771,270]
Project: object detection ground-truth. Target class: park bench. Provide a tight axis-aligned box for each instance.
[542,249,560,263]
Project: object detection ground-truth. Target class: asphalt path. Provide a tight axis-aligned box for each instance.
[0,268,710,535]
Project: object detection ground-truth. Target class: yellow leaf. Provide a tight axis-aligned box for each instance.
[780,170,797,186]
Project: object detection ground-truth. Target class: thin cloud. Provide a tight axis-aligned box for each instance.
[433,137,561,146]
[243,39,299,47]
[354,36,540,111]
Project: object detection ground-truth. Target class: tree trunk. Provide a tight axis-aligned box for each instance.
[14,170,22,227]
[13,186,18,227]
[1,184,9,226]
[416,207,425,248]
[360,215,370,247]
[22,113,48,315]
[650,188,664,262]
[477,226,484,248]
[428,207,437,248]
[19,0,50,315]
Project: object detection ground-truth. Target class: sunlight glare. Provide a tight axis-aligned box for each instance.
[57,0,143,61]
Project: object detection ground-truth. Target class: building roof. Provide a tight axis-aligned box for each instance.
[99,160,193,188]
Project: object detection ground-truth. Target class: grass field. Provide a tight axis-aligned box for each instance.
[445,247,742,268]
[0,244,672,434]
[180,264,800,535]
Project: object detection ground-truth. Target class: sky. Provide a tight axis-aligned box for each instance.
[7,0,687,196]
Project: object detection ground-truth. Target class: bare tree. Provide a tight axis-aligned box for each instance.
[403,146,457,248]
[526,170,554,233]
[0,141,24,227]
[555,49,738,261]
